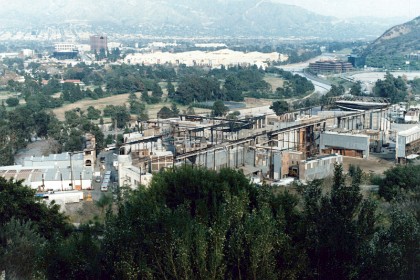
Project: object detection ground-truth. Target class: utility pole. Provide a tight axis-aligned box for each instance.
[114,118,118,148]
[68,151,84,190]
[69,152,74,190]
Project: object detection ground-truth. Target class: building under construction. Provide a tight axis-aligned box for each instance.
[117,105,392,186]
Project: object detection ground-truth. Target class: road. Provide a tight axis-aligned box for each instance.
[300,71,331,94]
[84,150,118,202]
[275,56,332,95]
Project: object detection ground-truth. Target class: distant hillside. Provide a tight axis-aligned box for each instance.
[363,16,420,69]
[0,0,407,40]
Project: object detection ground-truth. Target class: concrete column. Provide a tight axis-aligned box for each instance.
[227,147,230,168]
[360,115,363,129]
[213,150,216,170]
[236,146,239,168]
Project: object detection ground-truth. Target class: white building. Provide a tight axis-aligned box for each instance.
[124,49,287,69]
[396,125,420,163]
[21,49,34,57]
[118,155,153,189]
[0,165,93,191]
[54,43,77,52]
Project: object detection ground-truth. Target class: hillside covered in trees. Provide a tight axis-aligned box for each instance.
[1,164,419,279]
[363,16,420,70]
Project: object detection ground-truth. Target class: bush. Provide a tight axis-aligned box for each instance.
[5,97,19,107]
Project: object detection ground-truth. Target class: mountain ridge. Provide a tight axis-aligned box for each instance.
[0,0,411,39]
[363,16,420,68]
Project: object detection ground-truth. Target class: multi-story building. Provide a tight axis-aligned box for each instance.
[309,60,353,74]
[53,43,78,59]
[90,35,108,52]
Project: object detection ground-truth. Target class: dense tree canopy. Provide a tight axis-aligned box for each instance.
[373,72,408,103]
[173,75,223,105]
[0,177,70,239]
[0,164,419,279]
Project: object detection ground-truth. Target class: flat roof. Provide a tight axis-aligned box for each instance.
[323,131,368,138]
[24,152,83,163]
[0,165,92,182]
[398,126,420,137]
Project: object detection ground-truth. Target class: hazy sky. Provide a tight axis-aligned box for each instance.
[275,0,420,19]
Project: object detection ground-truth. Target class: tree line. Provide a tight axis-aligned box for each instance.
[1,164,418,279]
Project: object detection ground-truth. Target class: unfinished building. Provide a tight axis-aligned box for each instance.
[396,126,420,163]
[319,132,370,158]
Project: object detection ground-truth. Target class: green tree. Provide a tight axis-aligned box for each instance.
[171,103,180,116]
[0,177,70,239]
[94,87,105,98]
[212,100,228,117]
[0,218,46,280]
[328,84,345,97]
[8,107,35,148]
[65,129,83,151]
[166,80,175,97]
[33,111,53,138]
[173,75,222,105]
[141,87,151,104]
[5,97,19,107]
[87,106,101,120]
[44,224,101,279]
[113,106,131,129]
[157,106,175,119]
[101,167,294,279]
[350,81,363,96]
[150,82,163,103]
[374,73,407,103]
[270,100,289,116]
[300,164,373,279]
[378,164,420,201]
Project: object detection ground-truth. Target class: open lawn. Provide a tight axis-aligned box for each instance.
[53,93,134,120]
[264,75,284,91]
[52,92,212,121]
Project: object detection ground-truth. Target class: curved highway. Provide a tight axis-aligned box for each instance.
[285,69,331,95]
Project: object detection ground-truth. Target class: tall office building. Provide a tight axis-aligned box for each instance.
[90,35,108,52]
